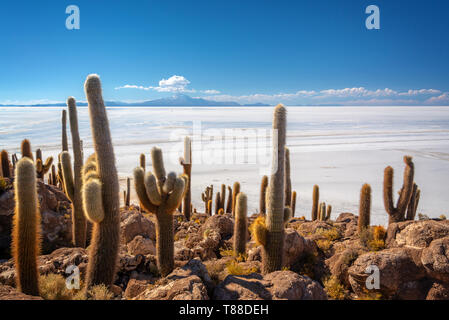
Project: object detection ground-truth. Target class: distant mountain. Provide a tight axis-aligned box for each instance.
[0,94,270,107]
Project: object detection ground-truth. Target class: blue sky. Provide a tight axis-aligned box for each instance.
[1,0,449,105]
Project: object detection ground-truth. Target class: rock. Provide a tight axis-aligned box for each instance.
[326,247,362,288]
[421,236,449,283]
[167,258,214,293]
[174,241,194,261]
[336,212,358,224]
[0,285,43,300]
[348,247,426,299]
[0,181,72,258]
[200,214,234,240]
[120,210,155,243]
[426,282,449,300]
[213,271,326,300]
[124,278,151,299]
[386,220,449,248]
[127,235,156,256]
[135,275,208,300]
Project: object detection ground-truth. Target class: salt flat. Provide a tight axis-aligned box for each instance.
[1,106,449,225]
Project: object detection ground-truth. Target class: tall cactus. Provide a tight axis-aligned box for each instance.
[35,149,53,180]
[406,183,420,221]
[1,150,11,178]
[326,204,332,221]
[133,147,186,276]
[358,184,371,233]
[233,192,247,257]
[140,153,146,171]
[225,186,232,213]
[312,184,319,221]
[12,158,41,296]
[21,139,33,160]
[220,184,226,211]
[291,190,297,217]
[201,185,213,214]
[284,147,292,207]
[124,177,131,207]
[62,109,68,152]
[60,97,87,248]
[251,104,287,274]
[259,175,268,215]
[383,156,415,224]
[214,192,221,215]
[231,181,240,217]
[179,136,192,220]
[82,74,120,288]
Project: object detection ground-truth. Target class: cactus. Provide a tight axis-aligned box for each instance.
[201,185,213,214]
[383,156,415,224]
[291,191,297,217]
[233,192,248,257]
[251,104,287,274]
[60,97,87,248]
[35,149,53,180]
[140,153,146,171]
[21,139,33,160]
[225,186,232,213]
[1,150,11,178]
[179,136,192,220]
[406,183,420,221]
[12,153,18,173]
[62,109,68,152]
[319,202,326,221]
[82,74,121,289]
[326,204,332,221]
[220,184,226,211]
[358,184,371,233]
[214,192,221,215]
[51,164,57,186]
[207,199,212,215]
[133,147,186,276]
[284,147,292,207]
[312,185,319,221]
[231,182,240,217]
[124,177,131,207]
[259,175,268,215]
[12,158,41,295]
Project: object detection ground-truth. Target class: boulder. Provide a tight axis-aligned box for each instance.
[426,282,449,300]
[0,284,43,300]
[421,236,449,283]
[127,235,156,256]
[200,214,234,240]
[386,220,449,248]
[120,210,155,243]
[124,278,151,299]
[213,271,327,300]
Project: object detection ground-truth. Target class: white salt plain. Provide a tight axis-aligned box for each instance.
[1,106,449,226]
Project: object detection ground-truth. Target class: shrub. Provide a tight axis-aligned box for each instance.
[323,275,348,300]
[439,214,447,220]
[225,260,258,276]
[316,239,332,253]
[39,274,74,300]
[315,227,341,241]
[86,284,114,300]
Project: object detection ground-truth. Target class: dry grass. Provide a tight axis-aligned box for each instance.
[316,239,332,253]
[323,275,348,300]
[39,274,77,300]
[315,227,341,241]
[226,260,258,276]
[87,284,114,300]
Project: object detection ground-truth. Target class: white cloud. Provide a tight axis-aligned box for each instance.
[202,89,221,94]
[399,89,441,96]
[425,92,449,105]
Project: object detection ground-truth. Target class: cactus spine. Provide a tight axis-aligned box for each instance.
[61,97,87,248]
[260,175,268,215]
[133,147,186,276]
[12,158,41,296]
[1,150,11,178]
[233,192,247,257]
[284,147,292,207]
[82,74,120,288]
[358,184,371,233]
[179,136,192,220]
[383,156,415,224]
[231,181,240,217]
[252,105,287,274]
[312,184,319,221]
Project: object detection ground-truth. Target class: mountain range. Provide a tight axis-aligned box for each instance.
[0,94,270,107]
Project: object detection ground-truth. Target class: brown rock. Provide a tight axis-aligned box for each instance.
[124,278,151,299]
[0,284,43,300]
[127,235,156,256]
[386,220,449,248]
[120,210,155,243]
[200,214,234,240]
[421,236,449,283]
[135,275,208,300]
[426,282,449,300]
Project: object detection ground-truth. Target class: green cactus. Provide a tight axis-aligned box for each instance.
[1,150,11,178]
[82,74,121,289]
[312,185,319,221]
[358,184,371,233]
[233,192,248,257]
[231,181,240,217]
[201,185,213,214]
[179,136,192,220]
[21,139,33,160]
[35,149,53,180]
[133,146,186,276]
[284,147,292,207]
[383,156,415,224]
[12,158,41,296]
[62,109,68,152]
[259,175,268,215]
[251,104,287,274]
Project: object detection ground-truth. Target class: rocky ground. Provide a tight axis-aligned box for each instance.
[0,179,448,300]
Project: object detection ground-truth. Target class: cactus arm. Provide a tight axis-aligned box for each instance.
[396,156,415,215]
[83,178,105,223]
[260,175,268,215]
[166,177,186,212]
[144,172,162,206]
[133,167,157,212]
[151,147,166,187]
[283,207,292,225]
[162,172,177,194]
[226,186,233,213]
